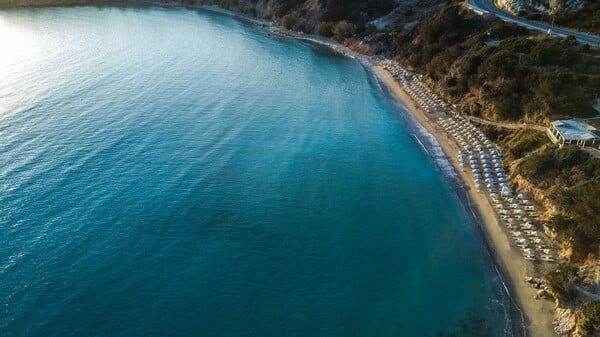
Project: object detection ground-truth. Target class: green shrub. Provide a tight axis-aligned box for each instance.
[318,22,334,37]
[332,20,356,40]
[519,146,600,259]
[282,14,297,30]
[274,0,304,16]
[487,20,529,39]
[545,264,578,302]
[505,130,548,160]
[579,301,600,336]
[517,146,589,184]
[553,2,600,35]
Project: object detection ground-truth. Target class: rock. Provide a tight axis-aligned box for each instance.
[554,307,576,337]
[537,289,547,298]
[496,0,585,14]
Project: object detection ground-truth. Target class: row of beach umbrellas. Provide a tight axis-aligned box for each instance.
[441,117,555,263]
[376,57,557,263]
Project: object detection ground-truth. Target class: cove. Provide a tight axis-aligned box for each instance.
[0,6,509,337]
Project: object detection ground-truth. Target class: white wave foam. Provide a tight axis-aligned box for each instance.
[378,81,459,182]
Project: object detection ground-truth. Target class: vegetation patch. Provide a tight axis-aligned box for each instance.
[371,4,600,123]
[578,301,600,337]
[545,264,578,303]
[517,146,600,260]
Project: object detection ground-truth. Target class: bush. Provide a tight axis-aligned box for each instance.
[545,264,578,302]
[505,130,548,160]
[318,22,334,37]
[579,301,600,336]
[517,146,589,184]
[525,12,542,21]
[553,180,600,259]
[487,20,529,39]
[519,146,600,259]
[319,0,395,23]
[282,14,297,30]
[579,44,591,53]
[552,2,600,35]
[274,0,304,16]
[530,44,552,65]
[333,20,356,40]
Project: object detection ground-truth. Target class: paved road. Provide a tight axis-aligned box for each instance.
[467,0,600,46]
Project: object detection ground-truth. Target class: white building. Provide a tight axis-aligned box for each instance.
[547,120,600,148]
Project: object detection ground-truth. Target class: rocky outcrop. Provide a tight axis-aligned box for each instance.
[496,0,550,13]
[555,307,577,336]
[510,174,555,212]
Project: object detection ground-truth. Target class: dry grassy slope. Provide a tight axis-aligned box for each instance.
[209,0,446,29]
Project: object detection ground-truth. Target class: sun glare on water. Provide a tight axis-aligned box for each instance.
[0,17,40,73]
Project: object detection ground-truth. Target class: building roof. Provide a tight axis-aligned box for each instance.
[551,120,600,141]
[586,119,600,131]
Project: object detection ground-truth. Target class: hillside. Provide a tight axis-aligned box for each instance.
[497,0,600,36]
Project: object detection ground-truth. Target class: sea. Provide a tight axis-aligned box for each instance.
[0,6,514,337]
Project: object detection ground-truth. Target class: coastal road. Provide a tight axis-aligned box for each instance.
[467,0,600,46]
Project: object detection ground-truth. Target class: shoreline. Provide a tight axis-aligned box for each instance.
[371,67,556,337]
[198,4,559,334]
[205,2,560,332]
[196,5,560,336]
[1,3,558,336]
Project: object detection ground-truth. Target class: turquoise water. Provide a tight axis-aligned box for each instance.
[0,6,510,337]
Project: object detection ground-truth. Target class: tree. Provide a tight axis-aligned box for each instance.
[545,264,578,302]
[318,22,334,37]
[333,20,356,40]
[282,14,297,30]
[578,301,600,336]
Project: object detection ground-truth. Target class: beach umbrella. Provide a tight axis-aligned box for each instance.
[523,248,535,255]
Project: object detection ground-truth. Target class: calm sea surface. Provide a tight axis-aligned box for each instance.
[0,6,510,337]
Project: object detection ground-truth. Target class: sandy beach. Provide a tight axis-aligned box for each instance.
[0,2,565,335]
[153,4,559,336]
[373,66,556,337]
[198,5,558,335]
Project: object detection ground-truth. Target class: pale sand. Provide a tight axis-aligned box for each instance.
[373,66,556,337]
